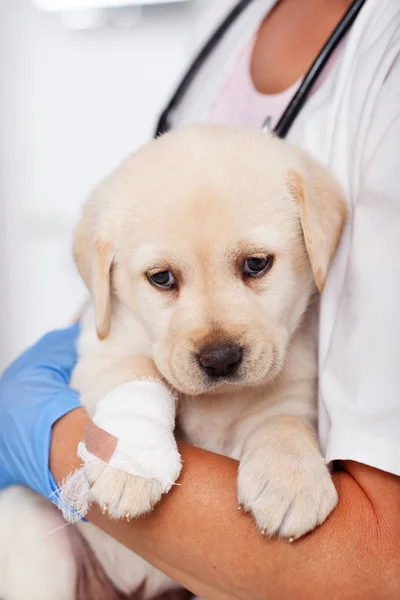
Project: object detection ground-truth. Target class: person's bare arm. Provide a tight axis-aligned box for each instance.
[51,408,400,600]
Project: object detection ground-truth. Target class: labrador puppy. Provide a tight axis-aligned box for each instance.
[0,124,346,600]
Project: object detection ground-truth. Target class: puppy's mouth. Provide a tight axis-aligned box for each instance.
[172,372,244,396]
[200,370,243,390]
[168,345,279,396]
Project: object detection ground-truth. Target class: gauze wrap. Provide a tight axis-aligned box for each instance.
[59,380,181,522]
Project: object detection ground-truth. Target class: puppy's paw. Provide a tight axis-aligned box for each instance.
[87,463,164,519]
[238,450,338,540]
[65,379,182,521]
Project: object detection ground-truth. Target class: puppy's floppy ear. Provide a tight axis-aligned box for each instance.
[288,158,347,292]
[73,211,114,340]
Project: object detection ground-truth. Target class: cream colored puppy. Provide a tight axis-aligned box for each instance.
[0,124,346,600]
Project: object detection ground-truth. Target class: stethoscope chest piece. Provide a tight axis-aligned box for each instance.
[261,116,272,133]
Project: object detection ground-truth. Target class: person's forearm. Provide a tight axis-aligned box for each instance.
[51,409,400,600]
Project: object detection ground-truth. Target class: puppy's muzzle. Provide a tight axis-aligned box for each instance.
[197,343,243,378]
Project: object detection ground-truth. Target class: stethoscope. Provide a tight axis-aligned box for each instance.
[155,0,367,140]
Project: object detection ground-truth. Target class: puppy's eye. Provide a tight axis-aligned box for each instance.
[243,256,274,278]
[148,270,176,290]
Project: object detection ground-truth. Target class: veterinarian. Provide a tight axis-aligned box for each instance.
[1,0,399,598]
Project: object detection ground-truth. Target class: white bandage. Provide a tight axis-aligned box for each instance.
[59,379,181,521]
[80,379,181,488]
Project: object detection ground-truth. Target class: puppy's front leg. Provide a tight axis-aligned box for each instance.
[61,361,181,522]
[237,416,338,540]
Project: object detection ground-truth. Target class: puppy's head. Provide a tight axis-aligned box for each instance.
[74,125,346,395]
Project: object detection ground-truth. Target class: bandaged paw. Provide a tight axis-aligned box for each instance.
[59,380,181,522]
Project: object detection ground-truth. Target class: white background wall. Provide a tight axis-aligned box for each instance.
[0,0,206,370]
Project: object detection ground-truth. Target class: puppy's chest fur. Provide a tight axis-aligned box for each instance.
[177,389,288,459]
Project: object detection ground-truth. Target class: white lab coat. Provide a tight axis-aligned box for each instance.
[168,0,400,475]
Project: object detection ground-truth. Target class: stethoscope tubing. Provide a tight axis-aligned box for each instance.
[154,0,367,140]
[274,0,366,138]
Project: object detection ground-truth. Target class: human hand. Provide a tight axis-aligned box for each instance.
[0,325,81,500]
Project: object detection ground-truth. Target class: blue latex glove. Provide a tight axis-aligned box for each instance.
[0,324,81,501]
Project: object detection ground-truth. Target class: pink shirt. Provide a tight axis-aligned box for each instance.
[208,35,344,131]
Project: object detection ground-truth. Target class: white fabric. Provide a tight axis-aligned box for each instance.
[168,0,400,475]
[87,380,181,488]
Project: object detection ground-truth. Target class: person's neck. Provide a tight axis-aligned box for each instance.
[250,0,354,95]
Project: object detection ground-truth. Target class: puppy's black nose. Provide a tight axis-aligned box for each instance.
[198,344,243,377]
